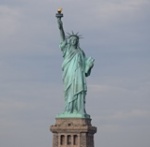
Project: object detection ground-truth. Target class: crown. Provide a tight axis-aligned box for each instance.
[67,31,83,40]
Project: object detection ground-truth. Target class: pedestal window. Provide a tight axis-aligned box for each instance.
[73,135,78,145]
[67,135,71,145]
[60,135,65,145]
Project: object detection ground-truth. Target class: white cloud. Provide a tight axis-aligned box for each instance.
[0,5,21,40]
[94,0,149,22]
[89,84,129,93]
[109,109,150,120]
[100,124,122,133]
[92,109,150,134]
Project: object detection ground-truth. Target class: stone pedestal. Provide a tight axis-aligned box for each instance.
[50,118,97,147]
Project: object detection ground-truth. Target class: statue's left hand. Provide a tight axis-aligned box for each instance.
[85,57,95,77]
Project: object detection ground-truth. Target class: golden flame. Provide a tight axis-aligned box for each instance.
[57,8,62,14]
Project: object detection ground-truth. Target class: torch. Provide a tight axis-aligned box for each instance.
[56,8,63,19]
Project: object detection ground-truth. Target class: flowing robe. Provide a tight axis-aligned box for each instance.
[59,40,93,114]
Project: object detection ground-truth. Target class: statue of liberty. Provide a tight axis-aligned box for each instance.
[56,9,94,118]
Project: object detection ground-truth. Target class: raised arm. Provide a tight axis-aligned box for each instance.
[57,18,66,42]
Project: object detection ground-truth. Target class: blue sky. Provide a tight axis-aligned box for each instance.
[0,0,150,147]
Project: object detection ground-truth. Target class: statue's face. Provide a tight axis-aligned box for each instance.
[70,36,78,46]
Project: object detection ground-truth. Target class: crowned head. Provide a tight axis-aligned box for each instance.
[67,31,82,47]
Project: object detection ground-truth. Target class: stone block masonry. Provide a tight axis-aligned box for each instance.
[50,118,97,147]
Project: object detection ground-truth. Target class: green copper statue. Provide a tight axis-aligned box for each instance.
[56,9,94,118]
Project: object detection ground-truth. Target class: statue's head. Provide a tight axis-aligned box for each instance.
[67,32,82,48]
[69,35,79,47]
